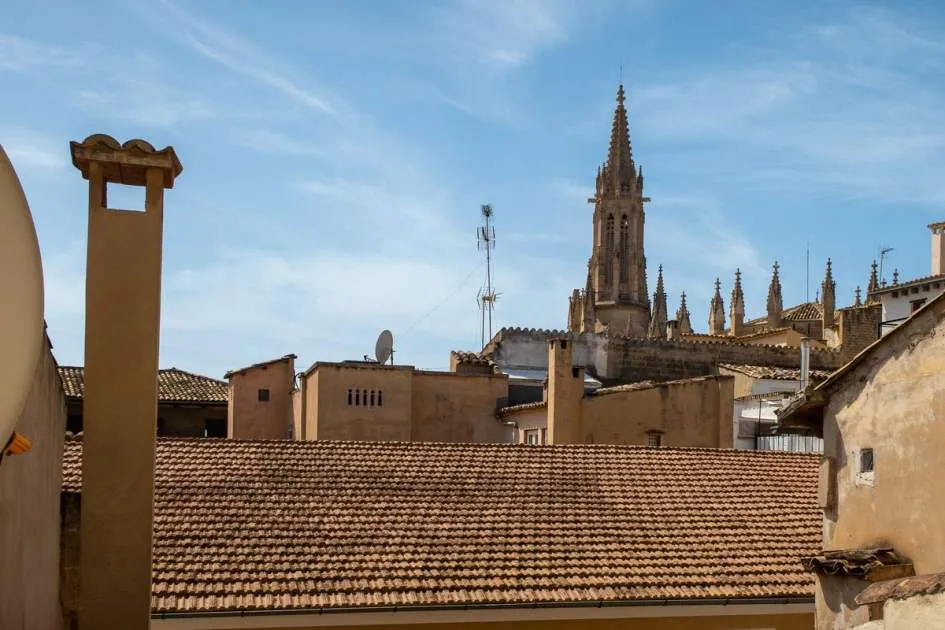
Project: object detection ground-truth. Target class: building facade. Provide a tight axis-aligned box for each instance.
[780,290,945,629]
[224,354,296,440]
[868,221,945,335]
[500,339,735,448]
[58,366,228,438]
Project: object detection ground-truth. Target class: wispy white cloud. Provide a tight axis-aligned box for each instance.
[0,34,81,72]
[1,128,68,170]
[153,0,337,117]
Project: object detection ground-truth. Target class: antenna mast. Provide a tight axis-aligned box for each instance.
[477,204,498,349]
[879,246,894,286]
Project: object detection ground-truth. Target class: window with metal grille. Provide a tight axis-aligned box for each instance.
[645,431,662,448]
[860,448,874,473]
[525,429,541,445]
[258,388,270,402]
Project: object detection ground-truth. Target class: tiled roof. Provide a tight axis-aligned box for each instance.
[224,354,296,379]
[450,350,494,366]
[783,302,823,321]
[801,548,909,578]
[495,400,547,418]
[58,366,228,404]
[719,364,834,382]
[62,437,820,614]
[746,302,825,326]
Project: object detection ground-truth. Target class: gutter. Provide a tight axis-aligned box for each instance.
[152,596,814,620]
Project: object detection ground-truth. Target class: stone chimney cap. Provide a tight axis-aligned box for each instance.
[70,133,183,188]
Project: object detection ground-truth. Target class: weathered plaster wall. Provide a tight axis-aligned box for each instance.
[580,376,734,448]
[228,358,295,440]
[484,328,843,384]
[304,364,510,443]
[884,590,945,629]
[613,338,840,383]
[0,339,65,630]
[488,331,610,377]
[411,372,510,442]
[822,312,945,574]
[814,574,871,630]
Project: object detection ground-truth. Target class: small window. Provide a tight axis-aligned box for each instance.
[370,390,376,406]
[258,388,270,402]
[911,298,927,313]
[347,389,353,405]
[355,389,361,406]
[378,390,383,407]
[572,367,580,378]
[860,448,874,473]
[645,431,662,448]
[525,429,542,445]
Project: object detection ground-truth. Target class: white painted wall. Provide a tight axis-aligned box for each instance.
[879,285,944,335]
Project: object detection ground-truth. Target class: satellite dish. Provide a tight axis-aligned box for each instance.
[375,329,394,365]
[0,146,45,458]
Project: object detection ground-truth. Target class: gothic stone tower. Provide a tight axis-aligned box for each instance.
[570,84,651,337]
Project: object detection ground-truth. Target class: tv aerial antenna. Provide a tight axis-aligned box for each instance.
[374,329,394,365]
[477,204,500,349]
[879,246,894,287]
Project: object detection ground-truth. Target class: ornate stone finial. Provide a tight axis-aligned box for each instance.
[676,291,692,335]
[854,286,862,307]
[729,268,745,335]
[709,277,726,335]
[868,260,880,296]
[820,258,836,327]
[647,264,668,339]
[767,261,784,328]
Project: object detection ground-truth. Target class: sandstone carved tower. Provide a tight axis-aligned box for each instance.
[568,84,652,337]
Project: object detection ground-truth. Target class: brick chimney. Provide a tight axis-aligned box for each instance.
[930,222,945,276]
[546,339,584,444]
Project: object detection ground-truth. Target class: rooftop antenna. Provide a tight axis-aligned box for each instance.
[374,329,394,366]
[477,204,498,349]
[879,246,894,287]
[805,242,810,302]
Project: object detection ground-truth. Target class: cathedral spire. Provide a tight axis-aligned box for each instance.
[822,258,836,328]
[676,291,692,335]
[867,260,880,303]
[767,261,783,329]
[647,264,667,339]
[600,84,636,196]
[854,286,862,307]
[729,268,745,336]
[708,278,726,335]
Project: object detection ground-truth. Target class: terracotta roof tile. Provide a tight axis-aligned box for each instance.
[58,366,228,404]
[719,364,833,382]
[62,437,820,614]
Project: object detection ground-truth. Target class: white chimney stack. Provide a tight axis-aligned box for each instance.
[930,222,945,276]
[799,338,811,391]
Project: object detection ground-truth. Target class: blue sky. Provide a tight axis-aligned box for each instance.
[4,0,945,378]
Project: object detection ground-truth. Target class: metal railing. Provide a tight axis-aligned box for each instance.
[756,433,823,453]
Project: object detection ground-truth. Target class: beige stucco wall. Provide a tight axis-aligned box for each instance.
[308,364,414,441]
[209,611,812,630]
[0,339,65,630]
[228,358,295,440]
[822,313,945,571]
[301,363,510,443]
[580,376,734,448]
[410,372,510,442]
